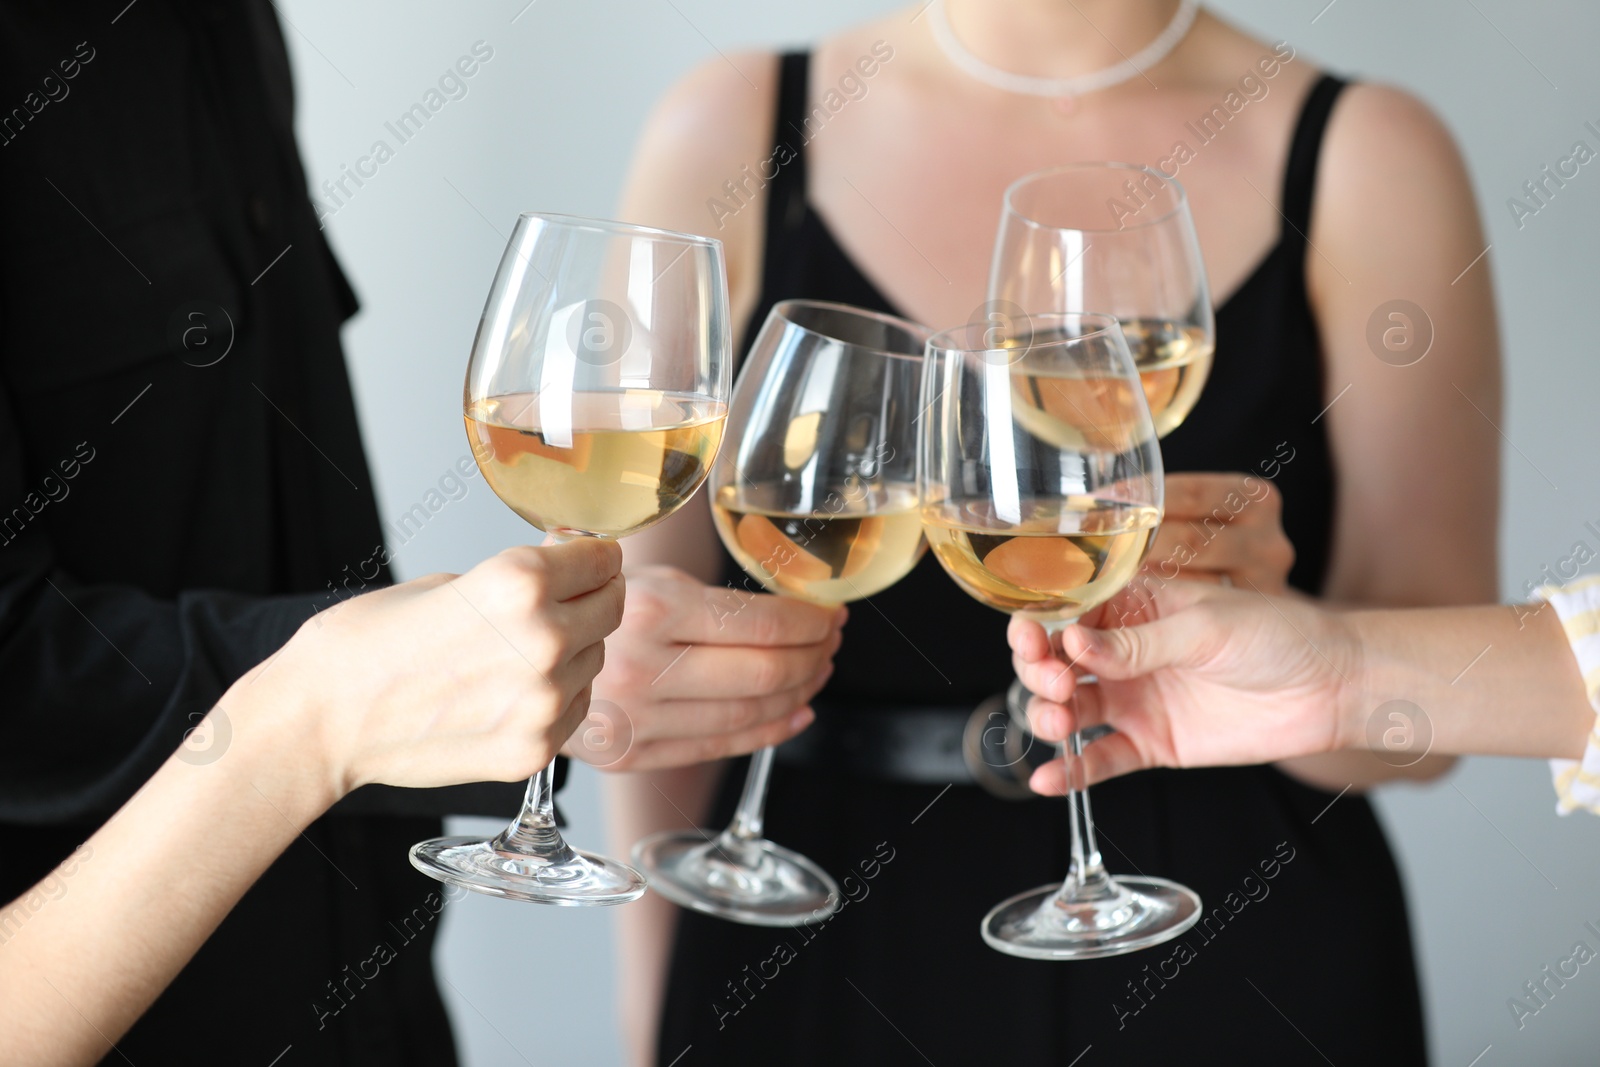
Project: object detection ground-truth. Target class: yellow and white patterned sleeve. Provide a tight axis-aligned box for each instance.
[1535,575,1600,815]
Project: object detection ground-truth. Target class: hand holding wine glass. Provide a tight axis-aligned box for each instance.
[574,563,844,772]
[1142,472,1298,594]
[989,162,1217,711]
[920,312,1200,959]
[275,540,626,795]
[410,213,731,906]
[1007,581,1353,789]
[633,300,929,926]
[994,166,1290,593]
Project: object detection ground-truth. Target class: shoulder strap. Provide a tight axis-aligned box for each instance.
[1281,74,1347,243]
[770,52,810,222]
[756,51,810,311]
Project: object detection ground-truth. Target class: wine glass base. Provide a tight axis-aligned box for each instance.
[633,830,840,927]
[410,834,647,907]
[982,876,1201,960]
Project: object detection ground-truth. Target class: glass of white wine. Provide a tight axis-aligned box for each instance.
[990,162,1214,440]
[633,299,929,925]
[990,163,1216,790]
[409,212,731,905]
[920,312,1201,958]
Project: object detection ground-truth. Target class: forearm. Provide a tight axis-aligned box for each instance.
[1277,534,1497,789]
[1280,588,1459,785]
[1274,595,1480,790]
[0,670,328,1066]
[1273,750,1456,792]
[604,490,733,1065]
[1337,602,1591,761]
[603,764,723,1067]
[1280,596,1441,801]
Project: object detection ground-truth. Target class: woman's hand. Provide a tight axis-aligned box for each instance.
[1008,580,1357,792]
[0,539,626,1067]
[580,565,845,771]
[1144,473,1296,594]
[243,539,626,802]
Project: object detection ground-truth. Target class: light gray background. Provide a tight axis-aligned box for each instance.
[276,1,1600,1062]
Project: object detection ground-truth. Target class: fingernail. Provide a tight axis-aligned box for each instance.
[810,663,834,688]
[791,706,816,730]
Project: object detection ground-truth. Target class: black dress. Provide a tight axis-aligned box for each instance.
[658,55,1429,1065]
[0,3,519,1062]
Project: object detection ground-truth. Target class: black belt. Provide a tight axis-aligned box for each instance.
[773,696,1059,799]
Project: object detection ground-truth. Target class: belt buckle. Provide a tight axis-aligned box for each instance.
[962,693,1053,800]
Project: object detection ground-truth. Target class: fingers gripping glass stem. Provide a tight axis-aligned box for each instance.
[920,313,1202,958]
[634,299,930,927]
[986,652,1203,959]
[1010,621,1125,913]
[411,211,731,906]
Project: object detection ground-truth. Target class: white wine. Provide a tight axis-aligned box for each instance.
[1010,370,1146,454]
[713,482,925,605]
[922,497,1160,620]
[467,390,726,538]
[1008,320,1212,450]
[1122,318,1213,437]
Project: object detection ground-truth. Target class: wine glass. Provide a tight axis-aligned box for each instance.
[919,312,1200,958]
[989,162,1214,439]
[633,299,929,925]
[409,212,731,905]
[989,163,1215,764]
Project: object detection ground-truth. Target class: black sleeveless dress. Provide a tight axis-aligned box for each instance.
[658,56,1428,1065]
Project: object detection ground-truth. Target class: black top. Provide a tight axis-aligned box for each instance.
[745,55,1339,708]
[663,55,1426,1066]
[0,3,509,1062]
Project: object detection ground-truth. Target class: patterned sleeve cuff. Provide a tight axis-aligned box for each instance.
[1535,575,1600,815]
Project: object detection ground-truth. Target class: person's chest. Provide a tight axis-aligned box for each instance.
[802,62,1317,331]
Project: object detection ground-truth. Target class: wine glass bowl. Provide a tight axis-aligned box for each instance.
[992,163,1214,440]
[633,299,929,926]
[710,302,929,606]
[464,389,724,540]
[410,212,731,906]
[919,312,1201,958]
[920,314,1162,624]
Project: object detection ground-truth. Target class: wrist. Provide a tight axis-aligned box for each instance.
[217,649,343,827]
[1330,610,1374,754]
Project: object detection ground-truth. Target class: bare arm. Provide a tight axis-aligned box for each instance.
[600,764,721,1067]
[0,542,624,1066]
[599,52,787,1067]
[0,706,333,1066]
[1008,584,1591,792]
[1279,83,1502,790]
[1347,603,1590,762]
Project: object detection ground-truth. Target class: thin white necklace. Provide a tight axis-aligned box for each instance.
[928,0,1201,100]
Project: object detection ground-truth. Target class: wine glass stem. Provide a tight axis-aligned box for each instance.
[1042,616,1115,904]
[728,745,775,841]
[499,765,570,856]
[1061,732,1115,900]
[488,530,585,856]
